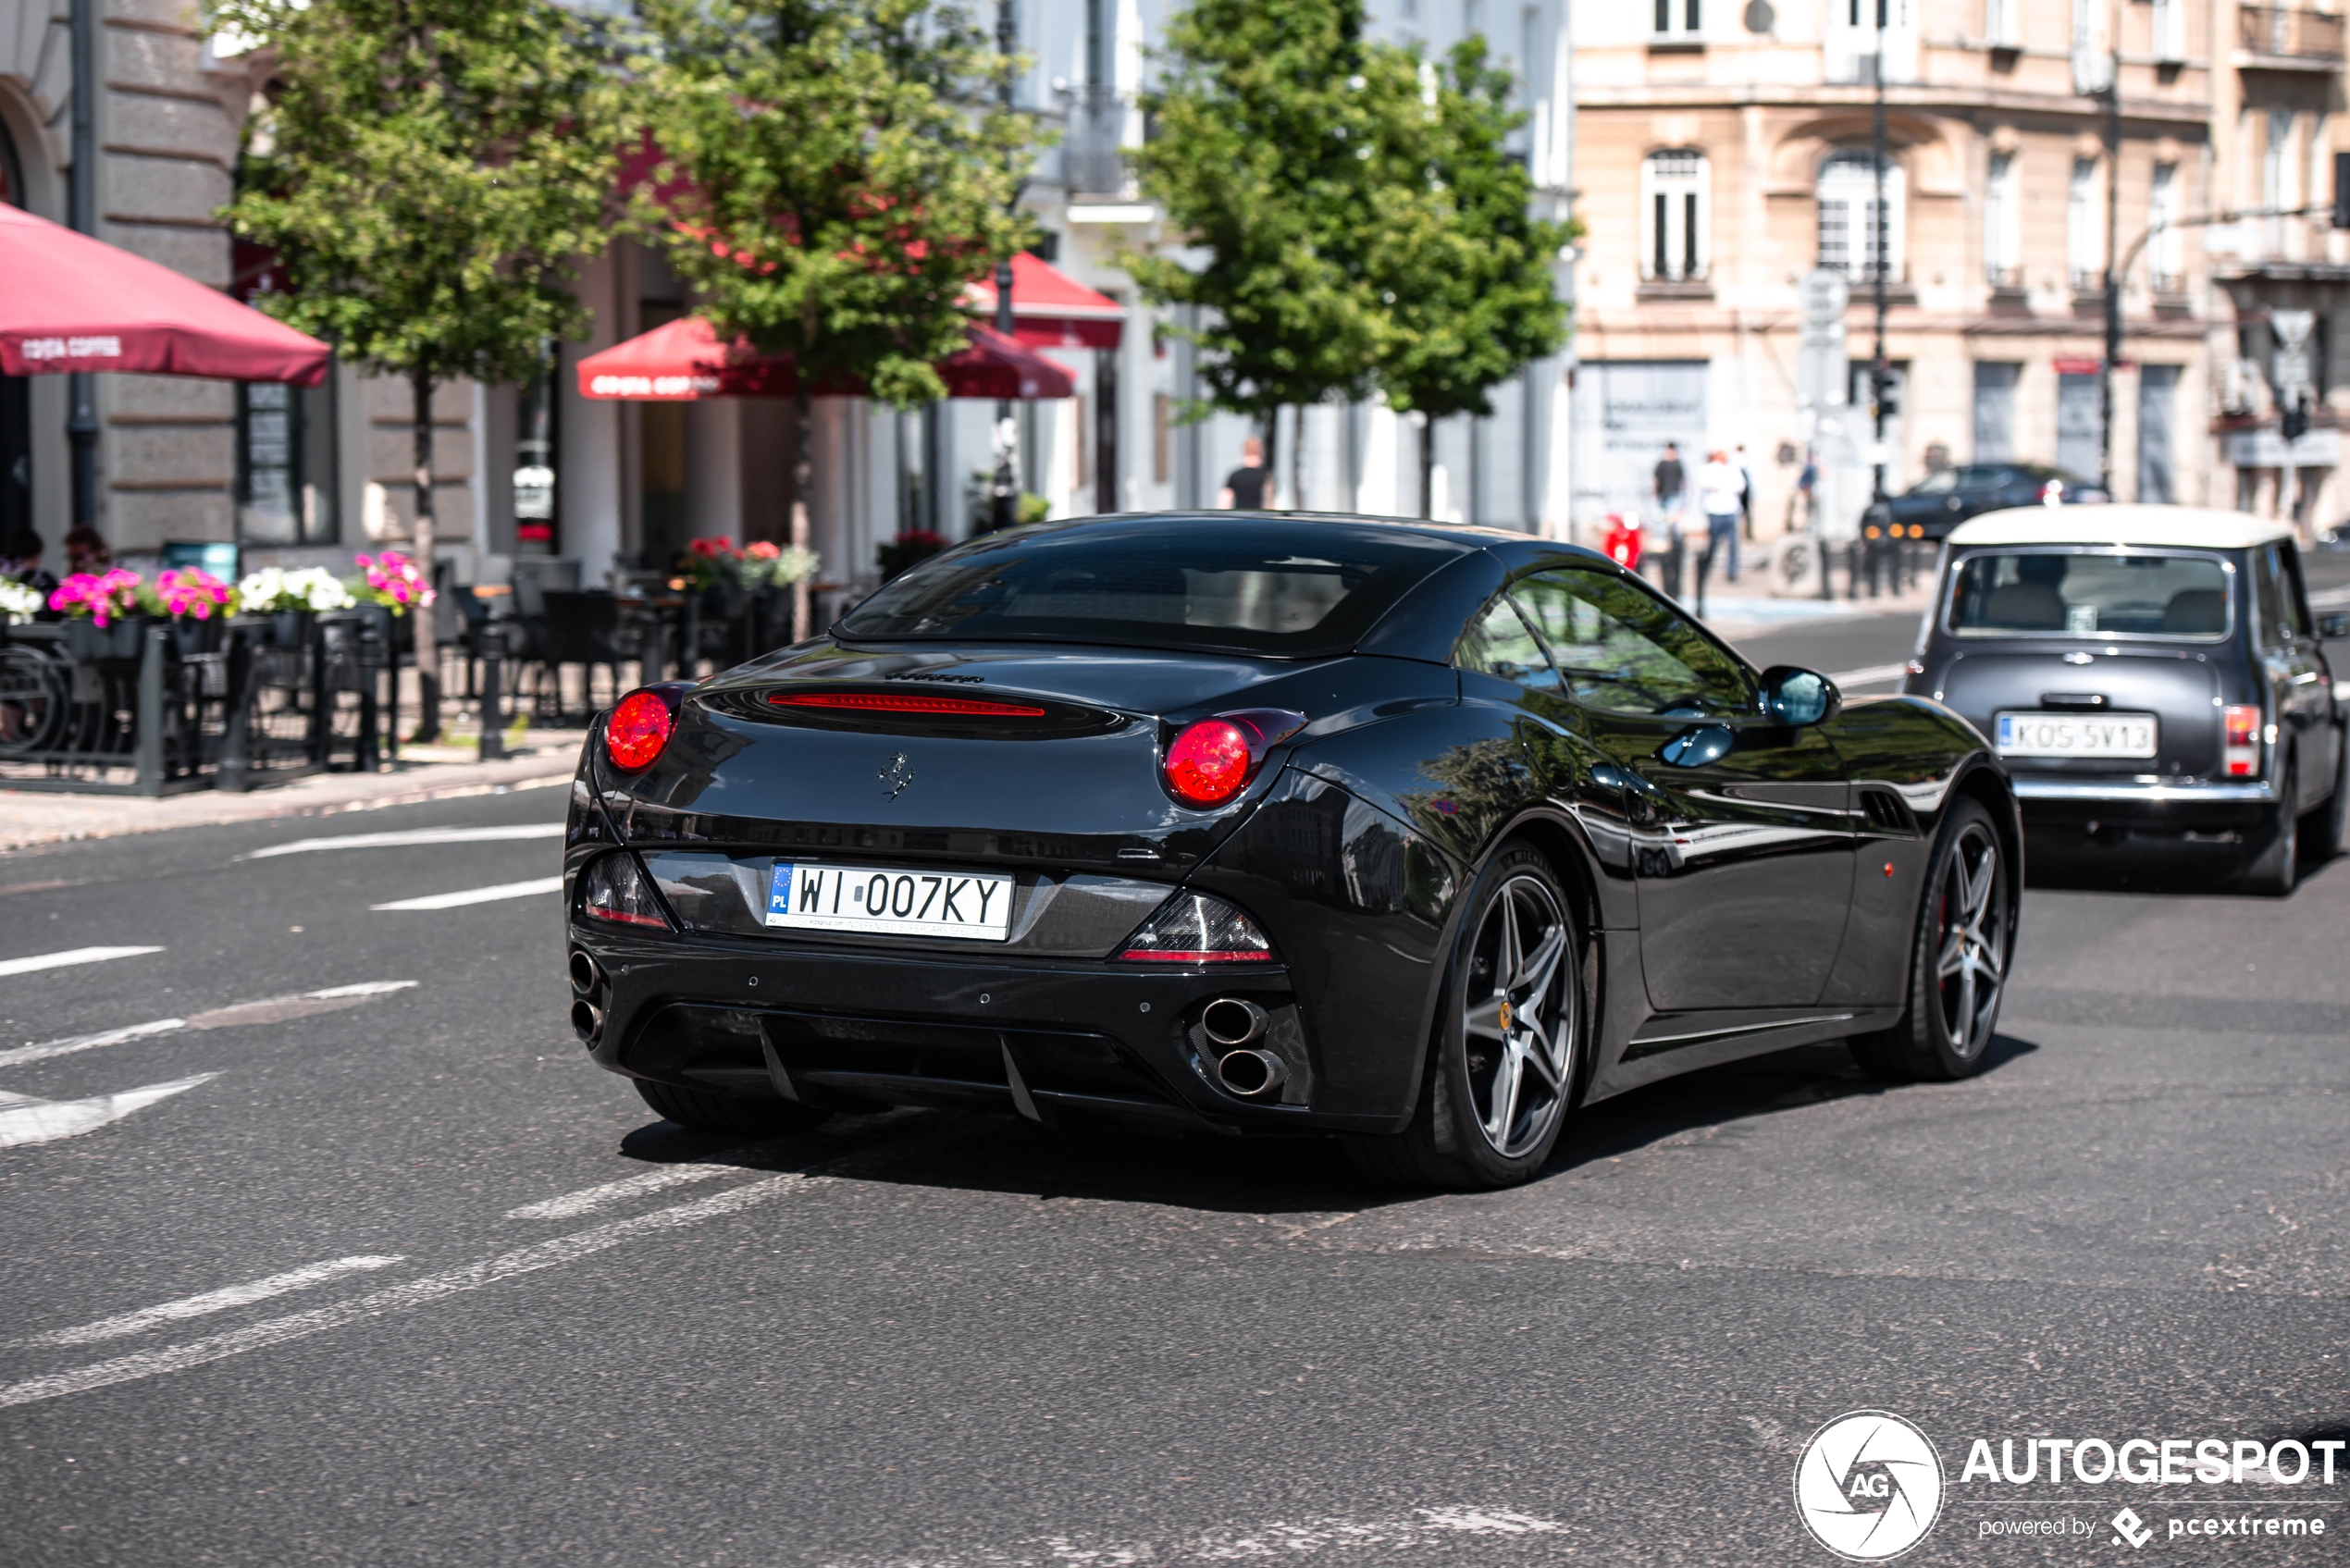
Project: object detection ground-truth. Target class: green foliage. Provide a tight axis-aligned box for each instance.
[214,0,622,387]
[1370,38,1576,428]
[629,0,1039,410]
[1125,0,1407,423]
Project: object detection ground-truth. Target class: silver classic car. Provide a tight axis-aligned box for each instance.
[1903,506,2348,893]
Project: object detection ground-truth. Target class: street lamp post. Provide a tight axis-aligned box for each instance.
[990,0,1018,534]
[1864,0,1892,600]
[2097,38,2121,496]
[68,0,98,534]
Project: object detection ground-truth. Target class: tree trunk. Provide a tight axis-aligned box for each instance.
[410,370,440,745]
[1417,415,1435,520]
[789,389,812,643]
[1288,404,1305,512]
[1260,409,1280,511]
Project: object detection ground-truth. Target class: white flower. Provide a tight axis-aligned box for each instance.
[0,578,42,624]
[237,565,353,613]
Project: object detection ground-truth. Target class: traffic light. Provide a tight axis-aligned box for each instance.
[2283,393,2311,443]
[1871,366,1900,420]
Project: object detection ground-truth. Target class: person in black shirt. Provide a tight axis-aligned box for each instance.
[1218,437,1269,510]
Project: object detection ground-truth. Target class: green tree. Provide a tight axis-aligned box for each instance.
[631,0,1035,634]
[1125,0,1415,502]
[217,0,620,741]
[1372,39,1575,518]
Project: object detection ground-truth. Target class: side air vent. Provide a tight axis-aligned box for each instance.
[1858,787,1919,835]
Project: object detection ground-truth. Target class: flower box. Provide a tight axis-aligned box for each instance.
[64,616,147,663]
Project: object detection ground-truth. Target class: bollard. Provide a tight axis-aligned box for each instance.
[478,627,506,761]
[134,625,167,796]
[217,624,254,793]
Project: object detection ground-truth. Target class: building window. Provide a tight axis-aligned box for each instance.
[1985,0,2018,47]
[2149,162,2183,290]
[2266,108,2296,257]
[1973,362,2021,462]
[237,375,339,547]
[1641,150,1710,282]
[2138,364,2179,502]
[2068,157,2104,290]
[2151,0,2184,60]
[1985,152,2021,288]
[513,359,558,554]
[1818,150,1904,281]
[1829,0,1914,83]
[1653,0,1700,35]
[2071,0,2111,92]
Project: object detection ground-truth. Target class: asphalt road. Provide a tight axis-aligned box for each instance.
[3,586,2349,1566]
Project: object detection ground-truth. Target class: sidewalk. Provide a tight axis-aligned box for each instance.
[0,739,580,852]
[1699,586,1933,639]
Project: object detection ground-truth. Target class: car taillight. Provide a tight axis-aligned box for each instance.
[1118,892,1273,963]
[1164,719,1254,806]
[579,853,670,930]
[2223,704,2263,778]
[770,691,1046,716]
[1159,709,1309,809]
[605,690,674,772]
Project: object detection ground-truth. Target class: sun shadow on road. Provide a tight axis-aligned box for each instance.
[605,1031,2041,1217]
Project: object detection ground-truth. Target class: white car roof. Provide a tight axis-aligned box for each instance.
[1946,504,2296,550]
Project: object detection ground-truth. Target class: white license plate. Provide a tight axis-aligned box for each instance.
[1994,711,2158,758]
[764,862,1013,941]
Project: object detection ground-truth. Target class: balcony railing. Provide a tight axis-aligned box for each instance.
[1063,85,1128,196]
[2238,6,2344,60]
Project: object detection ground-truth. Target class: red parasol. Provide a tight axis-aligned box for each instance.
[0,204,330,385]
[962,253,1126,351]
[576,316,1074,401]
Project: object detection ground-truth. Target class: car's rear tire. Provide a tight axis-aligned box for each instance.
[633,1077,831,1137]
[1342,840,1585,1191]
[1848,796,2012,1083]
[2239,758,2300,896]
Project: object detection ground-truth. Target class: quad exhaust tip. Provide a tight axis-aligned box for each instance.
[1201,998,1285,1098]
[568,950,600,996]
[570,999,603,1042]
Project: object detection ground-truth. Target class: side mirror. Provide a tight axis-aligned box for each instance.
[2318,611,2350,640]
[1761,665,1841,726]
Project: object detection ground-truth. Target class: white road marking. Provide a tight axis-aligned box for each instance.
[20,1256,408,1348]
[0,1173,826,1409]
[0,1074,219,1150]
[0,946,162,980]
[371,876,564,911]
[814,1506,1567,1566]
[0,982,414,1069]
[2308,583,2350,609]
[0,1019,186,1070]
[505,1160,741,1219]
[1825,661,1911,687]
[241,823,566,859]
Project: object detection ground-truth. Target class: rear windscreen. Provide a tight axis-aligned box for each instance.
[1948,550,2232,639]
[834,518,1467,657]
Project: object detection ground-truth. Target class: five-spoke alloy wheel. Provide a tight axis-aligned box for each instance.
[1850,796,2013,1082]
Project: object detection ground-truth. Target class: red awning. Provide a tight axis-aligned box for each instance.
[576,316,1074,401]
[0,204,330,385]
[964,252,1125,351]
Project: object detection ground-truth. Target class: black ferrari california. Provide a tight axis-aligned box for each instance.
[563,514,2021,1190]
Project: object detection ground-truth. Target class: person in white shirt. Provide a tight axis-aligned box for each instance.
[1694,450,1742,616]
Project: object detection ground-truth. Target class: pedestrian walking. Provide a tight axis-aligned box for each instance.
[1218,438,1269,511]
[1694,449,1742,617]
[1792,451,1818,532]
[1652,442,1687,595]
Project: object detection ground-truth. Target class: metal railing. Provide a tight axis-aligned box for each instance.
[2238,6,2344,58]
[1063,84,1128,196]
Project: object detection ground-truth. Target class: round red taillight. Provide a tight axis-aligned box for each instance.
[605,690,675,772]
[1164,719,1253,807]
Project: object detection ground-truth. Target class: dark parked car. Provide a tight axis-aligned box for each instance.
[1888,463,2109,541]
[566,514,2020,1190]
[1903,506,2349,893]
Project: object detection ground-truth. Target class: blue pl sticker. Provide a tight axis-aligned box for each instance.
[768,862,794,917]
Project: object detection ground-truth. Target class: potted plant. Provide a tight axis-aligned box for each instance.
[235,566,355,648]
[0,578,42,636]
[50,569,147,661]
[140,567,234,658]
[350,550,436,653]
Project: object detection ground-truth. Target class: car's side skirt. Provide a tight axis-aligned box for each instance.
[1585,1005,1907,1102]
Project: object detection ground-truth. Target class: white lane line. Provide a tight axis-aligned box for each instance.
[0,982,414,1069]
[0,1019,185,1070]
[0,946,163,980]
[0,1172,826,1410]
[814,1506,1567,1566]
[1825,661,1911,687]
[0,1073,219,1150]
[241,823,566,860]
[371,876,564,911]
[505,1160,743,1220]
[20,1256,408,1348]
